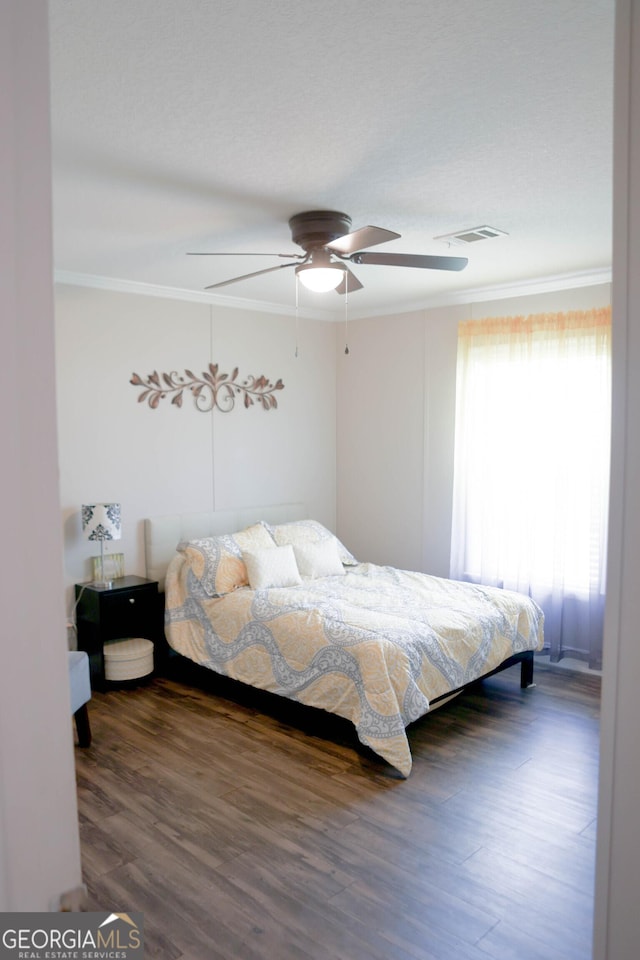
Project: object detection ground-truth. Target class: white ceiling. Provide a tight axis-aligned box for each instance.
[48,0,614,320]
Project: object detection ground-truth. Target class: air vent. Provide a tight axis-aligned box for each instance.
[435,225,509,246]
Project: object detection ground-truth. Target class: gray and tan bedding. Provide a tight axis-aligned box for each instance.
[163,519,544,777]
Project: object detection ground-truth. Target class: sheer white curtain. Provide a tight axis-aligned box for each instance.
[450,309,611,669]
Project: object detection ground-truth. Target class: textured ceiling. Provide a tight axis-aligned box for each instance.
[48,0,614,320]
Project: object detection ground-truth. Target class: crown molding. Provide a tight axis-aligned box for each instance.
[355,267,613,319]
[53,270,336,322]
[54,267,612,322]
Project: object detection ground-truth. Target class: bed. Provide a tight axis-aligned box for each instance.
[145,504,544,777]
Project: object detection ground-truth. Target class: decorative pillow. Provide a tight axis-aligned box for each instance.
[178,522,275,597]
[266,519,357,565]
[243,545,302,590]
[293,539,346,579]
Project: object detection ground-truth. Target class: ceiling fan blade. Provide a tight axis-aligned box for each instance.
[327,225,401,255]
[335,267,364,295]
[350,251,468,271]
[188,251,303,258]
[204,260,300,290]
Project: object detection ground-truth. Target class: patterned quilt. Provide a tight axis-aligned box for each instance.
[164,558,544,776]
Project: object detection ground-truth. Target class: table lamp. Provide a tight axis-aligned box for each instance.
[81,502,122,588]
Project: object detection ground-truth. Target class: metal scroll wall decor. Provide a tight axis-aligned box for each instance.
[130,364,284,412]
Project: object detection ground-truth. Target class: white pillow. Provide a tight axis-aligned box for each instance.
[293,539,345,579]
[266,519,357,565]
[243,545,302,590]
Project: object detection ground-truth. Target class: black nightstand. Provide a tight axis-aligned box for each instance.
[75,575,162,690]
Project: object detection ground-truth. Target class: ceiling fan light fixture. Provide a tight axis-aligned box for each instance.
[296,263,346,292]
[295,248,346,292]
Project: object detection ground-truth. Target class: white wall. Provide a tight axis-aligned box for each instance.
[337,283,611,577]
[0,0,82,910]
[57,277,611,602]
[594,1,640,956]
[336,310,430,571]
[55,284,337,602]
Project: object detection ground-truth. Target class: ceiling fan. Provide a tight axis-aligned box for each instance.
[188,210,468,294]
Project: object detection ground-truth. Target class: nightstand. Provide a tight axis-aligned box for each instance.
[75,575,162,690]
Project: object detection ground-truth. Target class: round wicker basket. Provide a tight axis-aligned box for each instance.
[104,637,154,682]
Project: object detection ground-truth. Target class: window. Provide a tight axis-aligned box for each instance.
[450,309,611,669]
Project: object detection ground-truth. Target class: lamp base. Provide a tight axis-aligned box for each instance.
[92,579,114,590]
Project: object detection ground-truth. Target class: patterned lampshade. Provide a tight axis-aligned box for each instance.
[81,503,122,542]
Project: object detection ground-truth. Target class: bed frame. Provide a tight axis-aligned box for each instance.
[144,503,535,717]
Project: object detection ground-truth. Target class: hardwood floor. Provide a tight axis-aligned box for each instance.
[73,661,600,960]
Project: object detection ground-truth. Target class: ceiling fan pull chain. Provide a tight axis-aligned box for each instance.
[344,280,350,356]
[294,273,300,358]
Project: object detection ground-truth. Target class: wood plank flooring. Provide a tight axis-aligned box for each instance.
[73,661,600,960]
